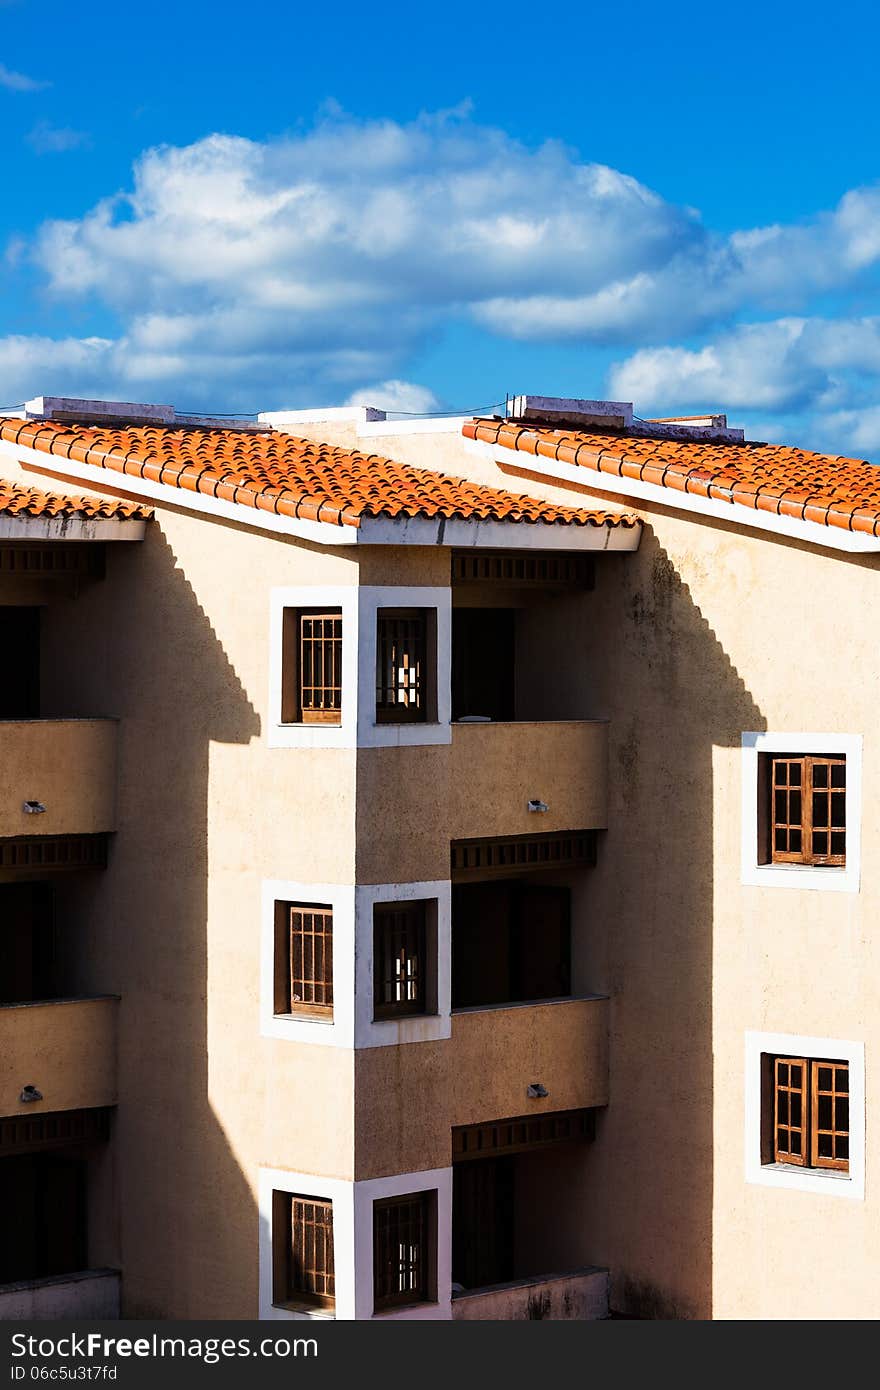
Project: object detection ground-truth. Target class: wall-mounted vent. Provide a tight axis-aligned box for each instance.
[0,546,104,580]
[451,830,597,880]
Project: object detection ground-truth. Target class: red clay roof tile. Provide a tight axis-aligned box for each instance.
[463,418,880,537]
[0,478,152,522]
[0,418,638,531]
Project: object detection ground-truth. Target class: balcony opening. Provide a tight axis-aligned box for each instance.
[452,1110,596,1294]
[452,881,570,1009]
[451,550,595,724]
[0,1153,87,1285]
[0,883,56,1004]
[0,607,40,718]
[0,1109,112,1291]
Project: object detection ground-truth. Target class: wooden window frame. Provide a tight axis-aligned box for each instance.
[272,1192,336,1311]
[281,607,343,726]
[375,608,435,725]
[373,1190,436,1312]
[273,902,334,1020]
[764,1055,849,1174]
[761,753,846,867]
[373,901,430,1020]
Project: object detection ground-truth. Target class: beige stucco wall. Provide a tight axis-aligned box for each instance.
[0,996,118,1117]
[354,997,609,1178]
[355,721,607,884]
[0,719,117,837]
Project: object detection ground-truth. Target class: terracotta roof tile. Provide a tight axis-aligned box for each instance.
[0,478,152,521]
[0,418,639,531]
[464,418,880,537]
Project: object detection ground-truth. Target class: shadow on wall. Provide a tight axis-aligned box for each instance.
[521,526,767,1319]
[40,524,261,1318]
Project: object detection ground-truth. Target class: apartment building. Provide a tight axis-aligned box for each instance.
[0,391,876,1321]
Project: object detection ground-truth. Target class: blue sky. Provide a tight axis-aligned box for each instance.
[4,0,880,451]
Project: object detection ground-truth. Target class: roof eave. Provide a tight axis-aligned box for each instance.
[463,437,880,555]
[0,438,637,549]
[0,513,147,542]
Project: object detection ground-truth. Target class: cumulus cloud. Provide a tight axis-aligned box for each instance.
[609,317,880,416]
[0,62,48,92]
[7,108,880,446]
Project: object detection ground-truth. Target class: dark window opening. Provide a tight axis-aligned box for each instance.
[373,901,428,1019]
[0,1153,87,1286]
[0,607,40,719]
[281,609,342,725]
[452,881,570,1009]
[272,1192,335,1311]
[375,610,432,724]
[0,883,56,1004]
[373,1191,436,1311]
[274,903,334,1019]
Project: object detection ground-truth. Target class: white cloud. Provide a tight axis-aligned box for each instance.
[0,62,48,92]
[609,317,880,415]
[345,380,440,414]
[6,108,880,448]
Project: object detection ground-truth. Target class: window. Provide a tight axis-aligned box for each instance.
[765,754,846,866]
[373,1191,435,1311]
[373,902,427,1019]
[766,1056,849,1174]
[375,610,430,724]
[274,903,333,1020]
[273,1192,335,1311]
[281,608,342,725]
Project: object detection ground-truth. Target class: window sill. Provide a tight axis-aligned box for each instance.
[761,1162,850,1182]
[741,862,858,894]
[372,1011,439,1025]
[271,1300,335,1320]
[372,1299,438,1318]
[273,1012,334,1026]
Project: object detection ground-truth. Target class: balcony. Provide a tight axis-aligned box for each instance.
[0,1269,120,1319]
[448,996,609,1125]
[452,1267,608,1321]
[0,996,118,1118]
[0,719,118,840]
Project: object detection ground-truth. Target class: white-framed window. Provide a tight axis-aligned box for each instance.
[259,1166,452,1321]
[268,585,451,749]
[741,733,862,892]
[261,879,451,1049]
[744,1030,864,1199]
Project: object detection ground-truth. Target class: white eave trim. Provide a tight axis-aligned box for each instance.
[0,439,639,550]
[464,437,880,554]
[0,513,146,541]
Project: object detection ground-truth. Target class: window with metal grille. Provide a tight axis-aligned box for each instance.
[765,754,846,866]
[273,1193,335,1310]
[281,608,342,725]
[373,1192,434,1310]
[274,903,333,1019]
[373,902,427,1019]
[375,610,428,723]
[768,1057,849,1173]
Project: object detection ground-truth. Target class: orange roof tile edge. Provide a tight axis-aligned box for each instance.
[0,418,639,530]
[464,419,880,537]
[0,477,152,522]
